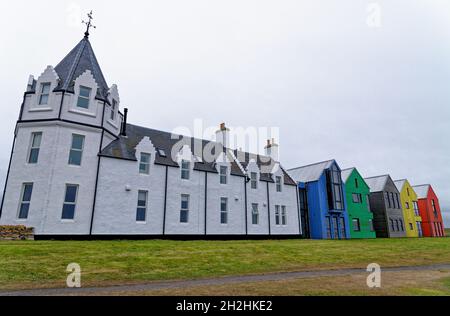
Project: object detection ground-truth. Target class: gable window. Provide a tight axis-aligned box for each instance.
[281,206,287,225]
[180,194,189,223]
[110,100,117,121]
[390,192,396,209]
[136,190,148,222]
[181,160,190,180]
[28,132,42,164]
[62,184,78,220]
[276,176,282,192]
[275,205,281,225]
[251,203,259,225]
[431,199,437,217]
[405,201,410,209]
[327,166,344,210]
[39,82,51,105]
[18,183,33,219]
[407,187,410,196]
[77,86,92,109]
[68,134,85,166]
[354,178,359,188]
[369,219,374,231]
[250,172,258,189]
[352,218,361,231]
[395,193,401,209]
[352,193,362,204]
[220,166,228,184]
[385,192,391,208]
[220,198,228,224]
[139,153,151,174]
[413,201,419,216]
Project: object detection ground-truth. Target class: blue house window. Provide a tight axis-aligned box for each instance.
[327,165,344,210]
[325,216,332,239]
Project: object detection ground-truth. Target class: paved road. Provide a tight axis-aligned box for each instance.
[1,263,450,296]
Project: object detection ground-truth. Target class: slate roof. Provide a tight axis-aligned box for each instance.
[54,37,109,100]
[412,184,430,199]
[100,123,296,185]
[394,179,407,192]
[341,167,355,182]
[364,175,390,193]
[287,160,335,183]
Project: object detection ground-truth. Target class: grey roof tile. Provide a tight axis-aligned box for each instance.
[287,160,335,183]
[412,184,430,199]
[364,175,390,192]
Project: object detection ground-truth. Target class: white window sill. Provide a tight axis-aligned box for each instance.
[69,108,96,118]
[61,219,75,223]
[107,120,118,129]
[136,221,147,225]
[29,107,53,112]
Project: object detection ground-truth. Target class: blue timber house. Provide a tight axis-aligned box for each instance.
[288,160,350,239]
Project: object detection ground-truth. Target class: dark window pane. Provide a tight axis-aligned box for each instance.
[39,94,49,105]
[28,148,40,164]
[18,203,30,219]
[69,150,82,166]
[79,86,91,98]
[136,208,146,222]
[62,204,75,219]
[180,210,189,223]
[41,83,51,94]
[72,135,84,150]
[22,184,33,202]
[65,186,78,203]
[221,212,227,224]
[77,96,89,109]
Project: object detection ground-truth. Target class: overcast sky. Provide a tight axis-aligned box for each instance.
[0,0,449,226]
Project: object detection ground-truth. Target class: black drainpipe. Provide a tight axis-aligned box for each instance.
[266,181,272,235]
[204,172,208,235]
[89,100,107,235]
[57,91,66,120]
[162,166,169,235]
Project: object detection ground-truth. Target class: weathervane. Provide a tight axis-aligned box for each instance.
[82,10,96,38]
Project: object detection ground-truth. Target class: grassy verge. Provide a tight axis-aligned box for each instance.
[0,238,449,291]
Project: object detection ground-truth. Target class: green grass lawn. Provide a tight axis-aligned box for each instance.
[0,238,449,291]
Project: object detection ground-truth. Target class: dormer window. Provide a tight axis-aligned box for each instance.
[181,160,190,180]
[77,86,92,109]
[110,100,117,121]
[250,172,258,189]
[276,176,282,192]
[220,166,228,184]
[39,83,51,105]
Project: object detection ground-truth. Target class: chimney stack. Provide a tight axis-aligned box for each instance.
[264,138,279,162]
[215,122,230,150]
[121,108,128,136]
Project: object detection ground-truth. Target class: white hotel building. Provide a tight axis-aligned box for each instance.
[0,34,301,238]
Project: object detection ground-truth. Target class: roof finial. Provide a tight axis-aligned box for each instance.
[82,10,96,38]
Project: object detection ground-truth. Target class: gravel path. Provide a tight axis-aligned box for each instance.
[1,263,450,296]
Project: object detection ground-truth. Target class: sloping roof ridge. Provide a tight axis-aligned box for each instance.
[287,159,335,171]
[59,38,87,90]
[364,174,390,180]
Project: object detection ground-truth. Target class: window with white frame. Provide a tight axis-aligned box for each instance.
[413,201,419,216]
[180,194,190,223]
[39,83,51,105]
[18,183,33,219]
[68,134,85,166]
[28,132,42,164]
[220,166,228,184]
[77,86,92,109]
[276,176,282,192]
[220,197,228,224]
[275,205,281,225]
[251,203,259,225]
[352,218,361,231]
[110,100,117,121]
[181,160,190,180]
[139,153,151,174]
[250,172,258,189]
[352,193,362,204]
[136,190,148,222]
[61,184,78,220]
[281,205,287,225]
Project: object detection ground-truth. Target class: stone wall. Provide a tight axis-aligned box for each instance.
[0,226,34,240]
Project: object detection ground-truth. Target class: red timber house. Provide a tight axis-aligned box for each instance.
[412,184,446,237]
